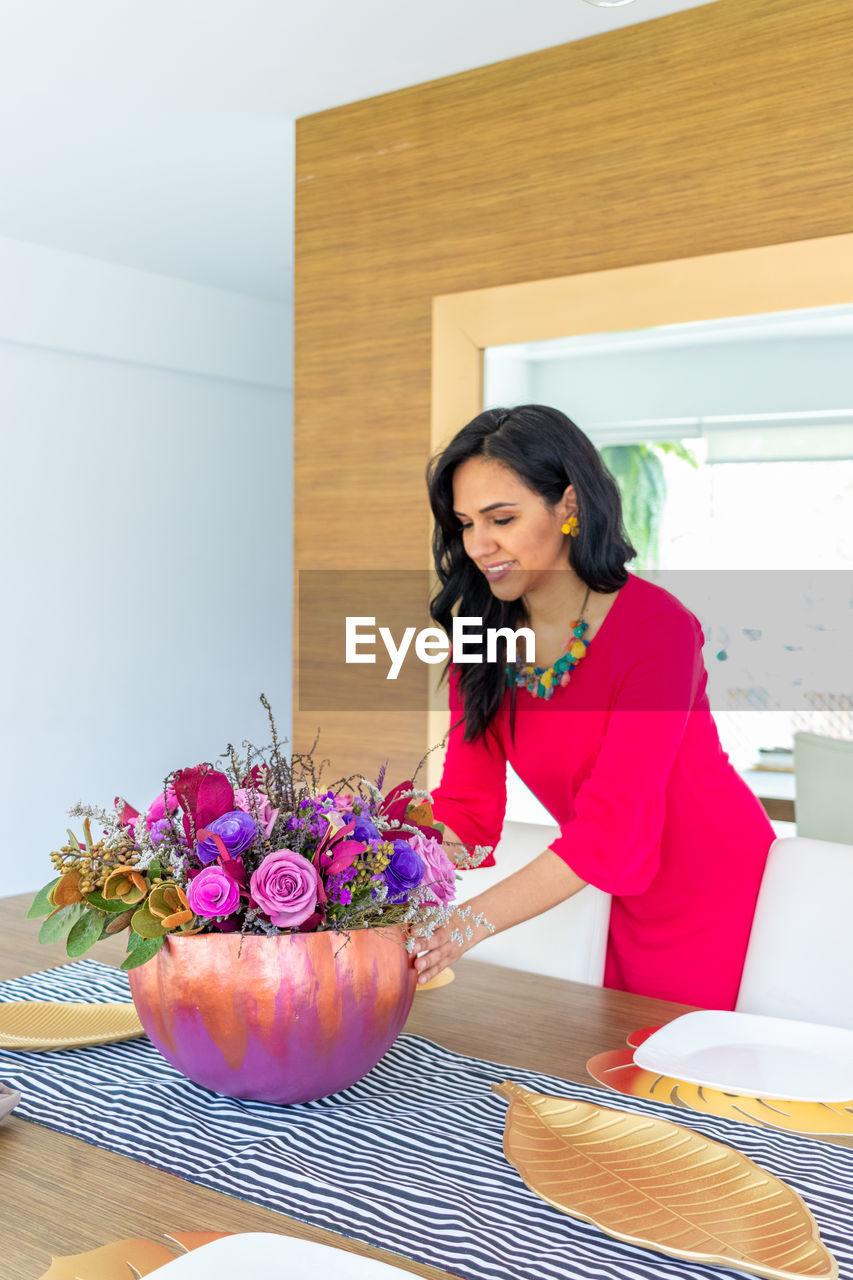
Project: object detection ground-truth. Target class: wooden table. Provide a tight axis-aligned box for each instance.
[740,768,797,825]
[0,894,762,1278]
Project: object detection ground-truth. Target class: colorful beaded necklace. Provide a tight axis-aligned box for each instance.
[506,585,591,701]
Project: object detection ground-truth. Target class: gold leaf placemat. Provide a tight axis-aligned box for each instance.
[0,1001,144,1051]
[587,1035,853,1138]
[494,1081,837,1280]
[36,1231,230,1279]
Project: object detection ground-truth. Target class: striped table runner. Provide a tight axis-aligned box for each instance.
[1,960,851,1280]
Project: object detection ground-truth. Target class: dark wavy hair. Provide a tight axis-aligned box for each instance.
[427,404,636,742]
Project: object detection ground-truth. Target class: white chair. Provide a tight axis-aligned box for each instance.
[456,813,612,986]
[793,731,853,843]
[736,836,853,1029]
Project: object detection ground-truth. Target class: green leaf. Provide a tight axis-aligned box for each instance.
[27,878,61,919]
[147,859,163,881]
[38,902,87,946]
[86,890,132,914]
[657,440,699,468]
[66,910,108,957]
[130,905,167,940]
[105,909,134,935]
[65,829,81,851]
[120,935,165,970]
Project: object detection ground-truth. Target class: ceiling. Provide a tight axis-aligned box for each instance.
[0,0,716,302]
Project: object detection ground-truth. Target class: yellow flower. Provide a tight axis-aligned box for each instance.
[570,640,587,660]
[148,882,194,931]
[103,866,148,906]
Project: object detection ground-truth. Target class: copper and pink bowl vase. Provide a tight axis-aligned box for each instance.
[127,927,417,1104]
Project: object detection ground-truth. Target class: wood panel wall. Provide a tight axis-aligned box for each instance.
[294,0,853,782]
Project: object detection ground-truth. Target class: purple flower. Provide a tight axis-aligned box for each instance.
[250,849,320,928]
[186,865,241,918]
[148,817,175,847]
[196,809,257,865]
[384,840,425,903]
[351,814,381,843]
[285,798,330,843]
[327,865,358,906]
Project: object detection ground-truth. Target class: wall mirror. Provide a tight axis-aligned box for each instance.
[484,303,853,573]
[428,235,853,790]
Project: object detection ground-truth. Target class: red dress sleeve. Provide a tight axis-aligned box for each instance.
[430,665,506,866]
[549,606,705,895]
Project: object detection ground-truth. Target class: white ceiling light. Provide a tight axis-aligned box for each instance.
[582,0,638,6]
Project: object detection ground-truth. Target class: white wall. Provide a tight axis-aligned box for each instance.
[0,237,293,897]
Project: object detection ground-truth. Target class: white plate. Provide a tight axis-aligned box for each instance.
[0,1082,21,1123]
[153,1234,421,1278]
[634,1009,853,1102]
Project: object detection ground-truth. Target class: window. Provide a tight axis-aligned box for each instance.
[484,305,853,765]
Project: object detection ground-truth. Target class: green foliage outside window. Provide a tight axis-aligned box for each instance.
[599,442,698,570]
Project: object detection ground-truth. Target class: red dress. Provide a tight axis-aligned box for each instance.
[430,572,774,1010]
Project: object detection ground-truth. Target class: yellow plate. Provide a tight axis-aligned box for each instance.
[495,1081,837,1280]
[414,967,455,992]
[0,1001,144,1051]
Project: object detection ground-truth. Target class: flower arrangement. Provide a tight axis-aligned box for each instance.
[28,698,491,970]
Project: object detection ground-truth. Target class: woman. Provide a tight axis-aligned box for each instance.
[417,404,774,1009]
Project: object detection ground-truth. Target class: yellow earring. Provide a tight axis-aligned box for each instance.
[561,516,579,537]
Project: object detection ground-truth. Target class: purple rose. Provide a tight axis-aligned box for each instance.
[196,809,257,865]
[148,817,176,847]
[351,814,381,843]
[250,849,320,928]
[411,832,457,908]
[186,865,242,918]
[384,840,425,903]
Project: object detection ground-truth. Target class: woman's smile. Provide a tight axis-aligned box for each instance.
[481,560,516,581]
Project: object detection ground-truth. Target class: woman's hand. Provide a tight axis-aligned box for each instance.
[409,850,588,984]
[410,910,488,984]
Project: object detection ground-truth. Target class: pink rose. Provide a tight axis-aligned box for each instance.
[412,832,457,908]
[186,865,242,919]
[146,785,179,827]
[250,850,320,928]
[234,787,278,838]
